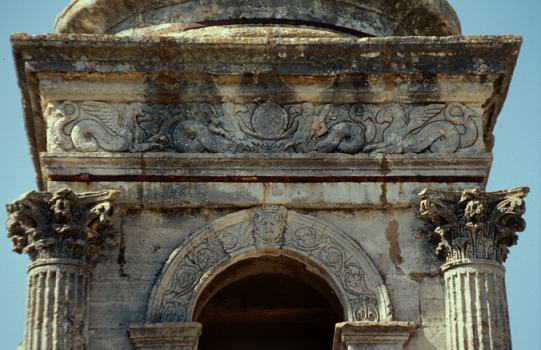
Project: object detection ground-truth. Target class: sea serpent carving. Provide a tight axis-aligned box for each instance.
[51,102,132,152]
[364,103,478,154]
[49,101,480,155]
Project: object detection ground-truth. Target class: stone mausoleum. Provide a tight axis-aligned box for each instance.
[6,1,529,349]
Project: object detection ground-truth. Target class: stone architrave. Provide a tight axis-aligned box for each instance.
[418,187,529,350]
[6,188,119,350]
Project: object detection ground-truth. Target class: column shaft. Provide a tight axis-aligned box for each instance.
[419,187,528,350]
[443,261,511,350]
[25,260,92,350]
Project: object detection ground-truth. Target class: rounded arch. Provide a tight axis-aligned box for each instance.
[145,206,393,323]
[192,251,346,322]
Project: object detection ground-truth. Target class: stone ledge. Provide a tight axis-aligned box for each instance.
[333,321,416,350]
[41,153,492,180]
[47,181,483,210]
[129,322,202,350]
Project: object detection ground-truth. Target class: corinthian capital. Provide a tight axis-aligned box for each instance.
[6,188,119,264]
[418,187,528,264]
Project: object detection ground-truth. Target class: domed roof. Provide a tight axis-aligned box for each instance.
[55,0,461,37]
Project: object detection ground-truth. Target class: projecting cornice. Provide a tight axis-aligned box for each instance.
[11,34,521,189]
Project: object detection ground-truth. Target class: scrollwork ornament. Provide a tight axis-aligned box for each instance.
[418,187,529,263]
[318,245,345,270]
[167,265,200,297]
[160,299,189,322]
[343,263,371,295]
[351,295,380,322]
[291,226,321,251]
[6,188,120,264]
[187,236,226,271]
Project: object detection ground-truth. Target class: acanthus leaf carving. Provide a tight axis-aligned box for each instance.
[47,101,481,155]
[418,187,529,263]
[350,295,380,322]
[6,188,120,264]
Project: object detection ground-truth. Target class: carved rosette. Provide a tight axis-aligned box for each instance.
[6,188,120,265]
[6,188,119,350]
[418,187,528,350]
[418,187,528,265]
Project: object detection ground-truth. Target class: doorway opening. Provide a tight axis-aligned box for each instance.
[194,255,343,350]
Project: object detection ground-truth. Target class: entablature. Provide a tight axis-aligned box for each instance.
[12,34,521,190]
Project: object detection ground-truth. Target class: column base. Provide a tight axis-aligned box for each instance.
[332,321,416,350]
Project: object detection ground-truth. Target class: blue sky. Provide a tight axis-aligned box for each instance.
[0,1,539,348]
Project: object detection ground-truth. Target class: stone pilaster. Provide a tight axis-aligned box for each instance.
[6,188,119,350]
[418,187,528,350]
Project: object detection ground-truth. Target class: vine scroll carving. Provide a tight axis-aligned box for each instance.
[145,206,392,324]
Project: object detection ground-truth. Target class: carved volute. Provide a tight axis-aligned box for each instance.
[5,188,119,350]
[418,187,529,265]
[418,187,529,350]
[6,188,119,264]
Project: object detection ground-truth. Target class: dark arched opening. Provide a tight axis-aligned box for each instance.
[194,255,343,350]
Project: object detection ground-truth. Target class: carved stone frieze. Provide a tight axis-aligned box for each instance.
[47,101,481,155]
[147,207,391,324]
[6,188,120,264]
[418,187,529,264]
[49,102,132,152]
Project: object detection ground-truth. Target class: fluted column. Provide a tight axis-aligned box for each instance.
[419,187,528,350]
[6,188,119,350]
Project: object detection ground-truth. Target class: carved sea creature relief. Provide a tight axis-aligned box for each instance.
[133,102,369,154]
[365,103,479,154]
[133,103,233,152]
[50,102,132,152]
[49,101,481,154]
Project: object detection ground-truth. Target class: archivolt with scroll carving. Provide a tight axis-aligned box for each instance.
[145,206,393,323]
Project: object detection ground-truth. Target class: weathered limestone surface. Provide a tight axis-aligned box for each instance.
[26,260,92,350]
[333,322,416,350]
[85,207,446,349]
[129,323,202,350]
[6,1,528,350]
[6,189,119,350]
[54,0,461,37]
[419,188,528,350]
